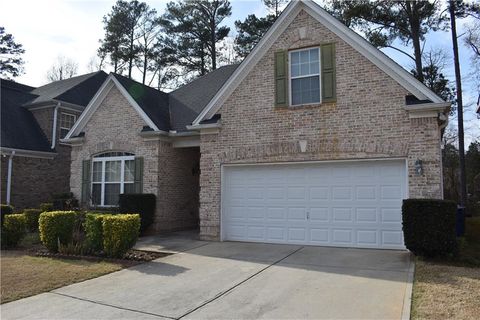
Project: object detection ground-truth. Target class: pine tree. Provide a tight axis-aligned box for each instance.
[0,27,25,79]
[160,0,231,77]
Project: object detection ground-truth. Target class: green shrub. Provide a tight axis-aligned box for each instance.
[84,213,114,253]
[23,209,42,232]
[1,214,26,248]
[39,211,77,252]
[102,214,140,258]
[39,203,54,212]
[119,194,156,234]
[1,204,14,226]
[402,199,457,257]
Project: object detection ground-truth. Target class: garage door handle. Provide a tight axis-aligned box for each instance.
[306,212,310,220]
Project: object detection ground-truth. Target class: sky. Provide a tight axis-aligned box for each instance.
[1,0,478,143]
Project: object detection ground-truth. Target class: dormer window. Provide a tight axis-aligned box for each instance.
[60,112,76,139]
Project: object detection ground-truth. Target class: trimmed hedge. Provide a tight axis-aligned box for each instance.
[39,203,54,212]
[102,214,140,258]
[39,211,78,252]
[119,194,156,234]
[1,214,26,248]
[84,213,113,253]
[402,199,458,257]
[1,204,14,226]
[23,209,42,232]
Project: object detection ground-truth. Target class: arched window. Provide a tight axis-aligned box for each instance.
[91,152,135,206]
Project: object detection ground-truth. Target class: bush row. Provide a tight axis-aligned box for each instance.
[38,211,140,258]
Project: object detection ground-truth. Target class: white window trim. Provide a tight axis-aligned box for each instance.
[60,112,77,138]
[91,155,135,207]
[288,47,322,107]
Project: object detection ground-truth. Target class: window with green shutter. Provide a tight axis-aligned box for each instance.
[277,43,336,106]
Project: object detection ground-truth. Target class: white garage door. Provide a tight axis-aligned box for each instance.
[222,160,407,249]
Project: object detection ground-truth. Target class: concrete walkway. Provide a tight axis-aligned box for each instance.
[2,240,414,320]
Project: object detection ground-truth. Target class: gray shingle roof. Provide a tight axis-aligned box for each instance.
[169,64,239,132]
[27,71,108,108]
[112,73,171,131]
[1,79,52,152]
[1,65,238,152]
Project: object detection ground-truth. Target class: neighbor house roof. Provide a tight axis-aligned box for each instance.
[26,71,108,109]
[1,79,52,153]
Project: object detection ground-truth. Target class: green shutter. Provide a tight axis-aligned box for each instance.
[81,160,91,205]
[133,156,144,193]
[275,50,288,106]
[321,43,336,102]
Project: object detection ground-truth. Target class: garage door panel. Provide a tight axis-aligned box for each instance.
[356,208,378,223]
[332,208,353,222]
[223,160,406,249]
[357,230,378,245]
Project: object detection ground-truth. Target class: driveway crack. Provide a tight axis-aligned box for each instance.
[51,292,175,319]
[177,246,305,320]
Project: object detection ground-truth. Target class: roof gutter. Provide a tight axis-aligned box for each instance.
[51,102,60,149]
[6,150,15,205]
[0,147,57,159]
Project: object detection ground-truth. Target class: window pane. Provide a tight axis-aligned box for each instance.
[291,76,320,105]
[104,184,120,206]
[124,160,134,182]
[105,161,121,182]
[291,51,299,64]
[124,183,135,194]
[291,64,300,77]
[92,162,102,182]
[300,50,309,63]
[310,48,319,62]
[92,184,101,205]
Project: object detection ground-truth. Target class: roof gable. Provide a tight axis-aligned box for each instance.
[192,0,445,125]
[65,74,161,139]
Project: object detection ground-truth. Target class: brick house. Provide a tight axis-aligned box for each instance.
[1,72,107,209]
[52,1,449,248]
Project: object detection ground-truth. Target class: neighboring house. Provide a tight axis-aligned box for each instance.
[1,71,107,208]
[63,1,448,248]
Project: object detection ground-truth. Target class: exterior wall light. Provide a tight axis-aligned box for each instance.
[415,159,423,176]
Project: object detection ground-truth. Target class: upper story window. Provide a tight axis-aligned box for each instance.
[91,153,135,207]
[289,48,321,106]
[274,44,335,107]
[60,112,77,139]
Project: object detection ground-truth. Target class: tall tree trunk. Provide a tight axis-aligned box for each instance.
[211,21,216,70]
[407,2,424,82]
[449,1,467,208]
[142,53,147,84]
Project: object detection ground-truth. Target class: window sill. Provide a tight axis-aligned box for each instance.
[275,101,336,110]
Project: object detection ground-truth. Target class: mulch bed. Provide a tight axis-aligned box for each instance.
[32,249,170,266]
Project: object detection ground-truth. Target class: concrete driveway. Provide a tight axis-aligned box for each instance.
[2,240,413,320]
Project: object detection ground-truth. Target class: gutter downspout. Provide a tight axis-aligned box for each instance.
[439,113,449,200]
[51,102,60,149]
[6,151,15,205]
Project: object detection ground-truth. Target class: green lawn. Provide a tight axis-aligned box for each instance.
[1,232,139,304]
[411,217,480,320]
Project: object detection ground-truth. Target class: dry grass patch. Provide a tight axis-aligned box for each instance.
[0,251,130,304]
[412,260,480,320]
